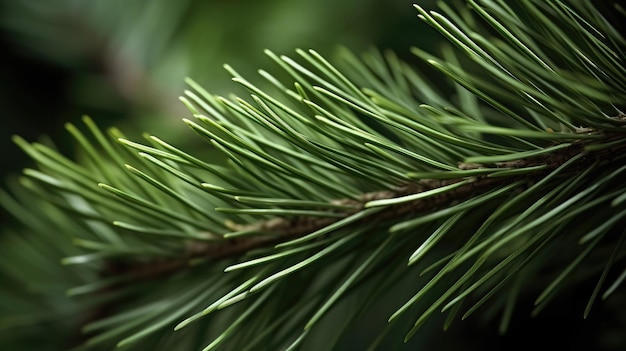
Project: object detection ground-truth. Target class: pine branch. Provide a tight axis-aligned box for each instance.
[117,131,625,280]
[2,1,626,350]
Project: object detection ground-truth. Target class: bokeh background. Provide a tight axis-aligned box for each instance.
[0,0,436,179]
[1,0,624,350]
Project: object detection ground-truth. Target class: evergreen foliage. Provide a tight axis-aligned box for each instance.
[1,0,625,350]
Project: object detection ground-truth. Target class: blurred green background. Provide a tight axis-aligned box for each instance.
[0,0,436,179]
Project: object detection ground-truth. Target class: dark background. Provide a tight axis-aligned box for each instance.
[0,0,431,179]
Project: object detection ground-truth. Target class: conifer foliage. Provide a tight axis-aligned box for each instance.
[1,1,625,350]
